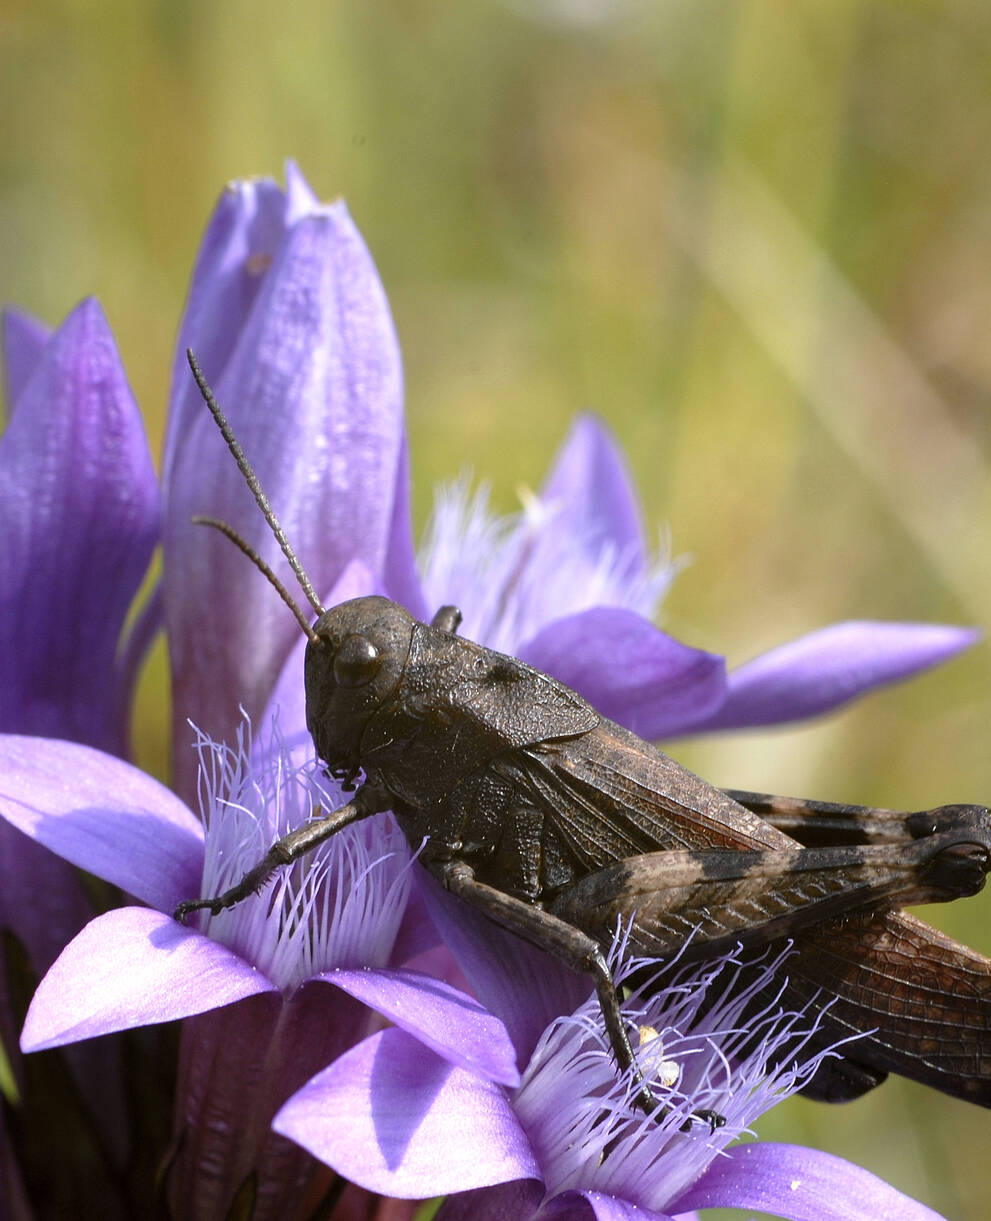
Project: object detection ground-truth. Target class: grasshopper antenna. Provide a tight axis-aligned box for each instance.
[186,349,326,638]
[191,516,320,644]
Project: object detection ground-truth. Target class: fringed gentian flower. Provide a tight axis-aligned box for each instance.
[0,299,158,974]
[160,162,423,801]
[1,171,426,1219]
[0,299,159,1213]
[0,704,421,1220]
[416,415,977,742]
[0,161,976,1219]
[273,935,944,1221]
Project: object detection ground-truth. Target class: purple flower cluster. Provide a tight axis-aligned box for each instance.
[0,162,967,1220]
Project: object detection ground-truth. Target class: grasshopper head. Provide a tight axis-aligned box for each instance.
[304,595,415,788]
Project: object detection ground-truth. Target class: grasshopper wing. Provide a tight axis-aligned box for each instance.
[762,910,991,1106]
[511,717,791,873]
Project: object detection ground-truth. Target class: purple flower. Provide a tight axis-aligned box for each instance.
[0,299,159,974]
[273,939,943,1221]
[0,300,160,1213]
[0,298,158,755]
[416,413,977,740]
[0,714,418,1220]
[161,162,422,800]
[1,168,425,1219]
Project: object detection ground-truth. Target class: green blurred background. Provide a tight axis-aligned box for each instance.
[3,1,991,1216]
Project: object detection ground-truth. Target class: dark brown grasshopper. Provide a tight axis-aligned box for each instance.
[176,351,991,1118]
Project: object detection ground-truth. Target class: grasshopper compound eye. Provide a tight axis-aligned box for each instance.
[333,634,381,687]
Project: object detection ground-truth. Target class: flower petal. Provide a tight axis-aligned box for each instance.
[519,607,726,739]
[672,1142,944,1221]
[163,175,296,483]
[21,907,277,1051]
[0,299,159,756]
[115,580,164,735]
[273,1028,540,1197]
[284,157,320,218]
[383,437,428,619]
[434,1181,546,1221]
[0,735,203,912]
[0,823,94,980]
[164,192,412,793]
[684,621,979,731]
[322,966,520,1086]
[540,414,645,576]
[2,306,51,411]
[580,1192,677,1221]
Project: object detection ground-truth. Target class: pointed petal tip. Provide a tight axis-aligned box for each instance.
[274,1028,539,1197]
[323,966,521,1087]
[537,410,647,580]
[674,1141,945,1221]
[21,906,277,1052]
[284,159,322,219]
[691,619,982,733]
[0,736,203,912]
[2,305,53,409]
[60,295,110,337]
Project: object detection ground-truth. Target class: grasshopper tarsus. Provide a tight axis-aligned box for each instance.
[173,872,266,923]
[678,1108,725,1134]
[621,1069,725,1132]
[173,897,221,924]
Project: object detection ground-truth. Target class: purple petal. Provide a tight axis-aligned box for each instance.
[0,735,203,912]
[672,1142,944,1221]
[2,306,51,411]
[284,158,320,218]
[383,437,429,620]
[434,1181,546,1221]
[0,823,94,980]
[580,1193,676,1221]
[163,175,297,483]
[0,298,159,756]
[519,607,726,739]
[273,1028,540,1197]
[684,621,980,732]
[21,907,277,1051]
[322,967,520,1086]
[416,873,589,1065]
[438,1185,631,1221]
[293,173,422,620]
[387,881,444,969]
[114,581,164,737]
[164,197,410,794]
[539,414,645,576]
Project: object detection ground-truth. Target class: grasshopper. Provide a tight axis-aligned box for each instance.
[176,352,991,1118]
